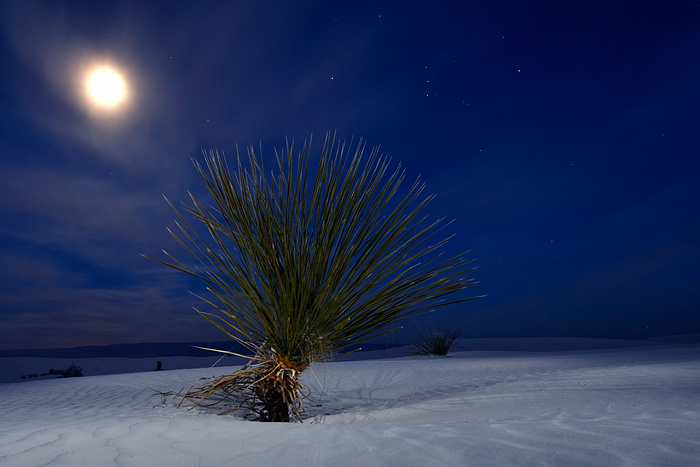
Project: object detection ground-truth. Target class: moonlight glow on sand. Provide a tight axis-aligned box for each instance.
[85,67,127,107]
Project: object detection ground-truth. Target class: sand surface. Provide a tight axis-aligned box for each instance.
[1,339,699,466]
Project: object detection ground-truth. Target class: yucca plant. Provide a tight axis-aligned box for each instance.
[148,133,480,421]
[408,327,463,356]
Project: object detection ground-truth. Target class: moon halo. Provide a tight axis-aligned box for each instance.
[85,67,127,108]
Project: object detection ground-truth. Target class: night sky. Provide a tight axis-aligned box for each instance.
[1,1,699,350]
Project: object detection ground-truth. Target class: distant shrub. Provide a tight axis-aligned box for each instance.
[63,363,83,377]
[49,364,83,378]
[409,327,463,356]
[21,365,82,380]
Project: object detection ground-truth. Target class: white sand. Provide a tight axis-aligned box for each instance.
[1,339,699,466]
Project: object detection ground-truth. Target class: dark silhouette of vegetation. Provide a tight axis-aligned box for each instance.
[50,363,83,378]
[21,363,83,380]
[409,327,463,356]
[148,133,480,421]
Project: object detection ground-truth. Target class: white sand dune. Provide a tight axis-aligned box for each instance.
[1,339,699,466]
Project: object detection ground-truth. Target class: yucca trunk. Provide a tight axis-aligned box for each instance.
[253,359,306,422]
[257,372,293,422]
[260,392,288,422]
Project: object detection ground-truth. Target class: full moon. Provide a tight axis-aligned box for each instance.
[85,67,127,107]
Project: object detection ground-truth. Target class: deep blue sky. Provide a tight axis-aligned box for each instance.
[1,1,699,349]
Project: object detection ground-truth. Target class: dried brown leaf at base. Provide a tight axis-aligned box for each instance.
[176,352,310,422]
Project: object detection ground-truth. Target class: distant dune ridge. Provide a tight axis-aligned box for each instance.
[0,340,252,359]
[2,336,698,383]
[1,336,699,466]
[5,335,696,358]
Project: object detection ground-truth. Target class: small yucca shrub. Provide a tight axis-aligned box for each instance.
[409,327,463,356]
[49,364,83,378]
[148,133,480,421]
